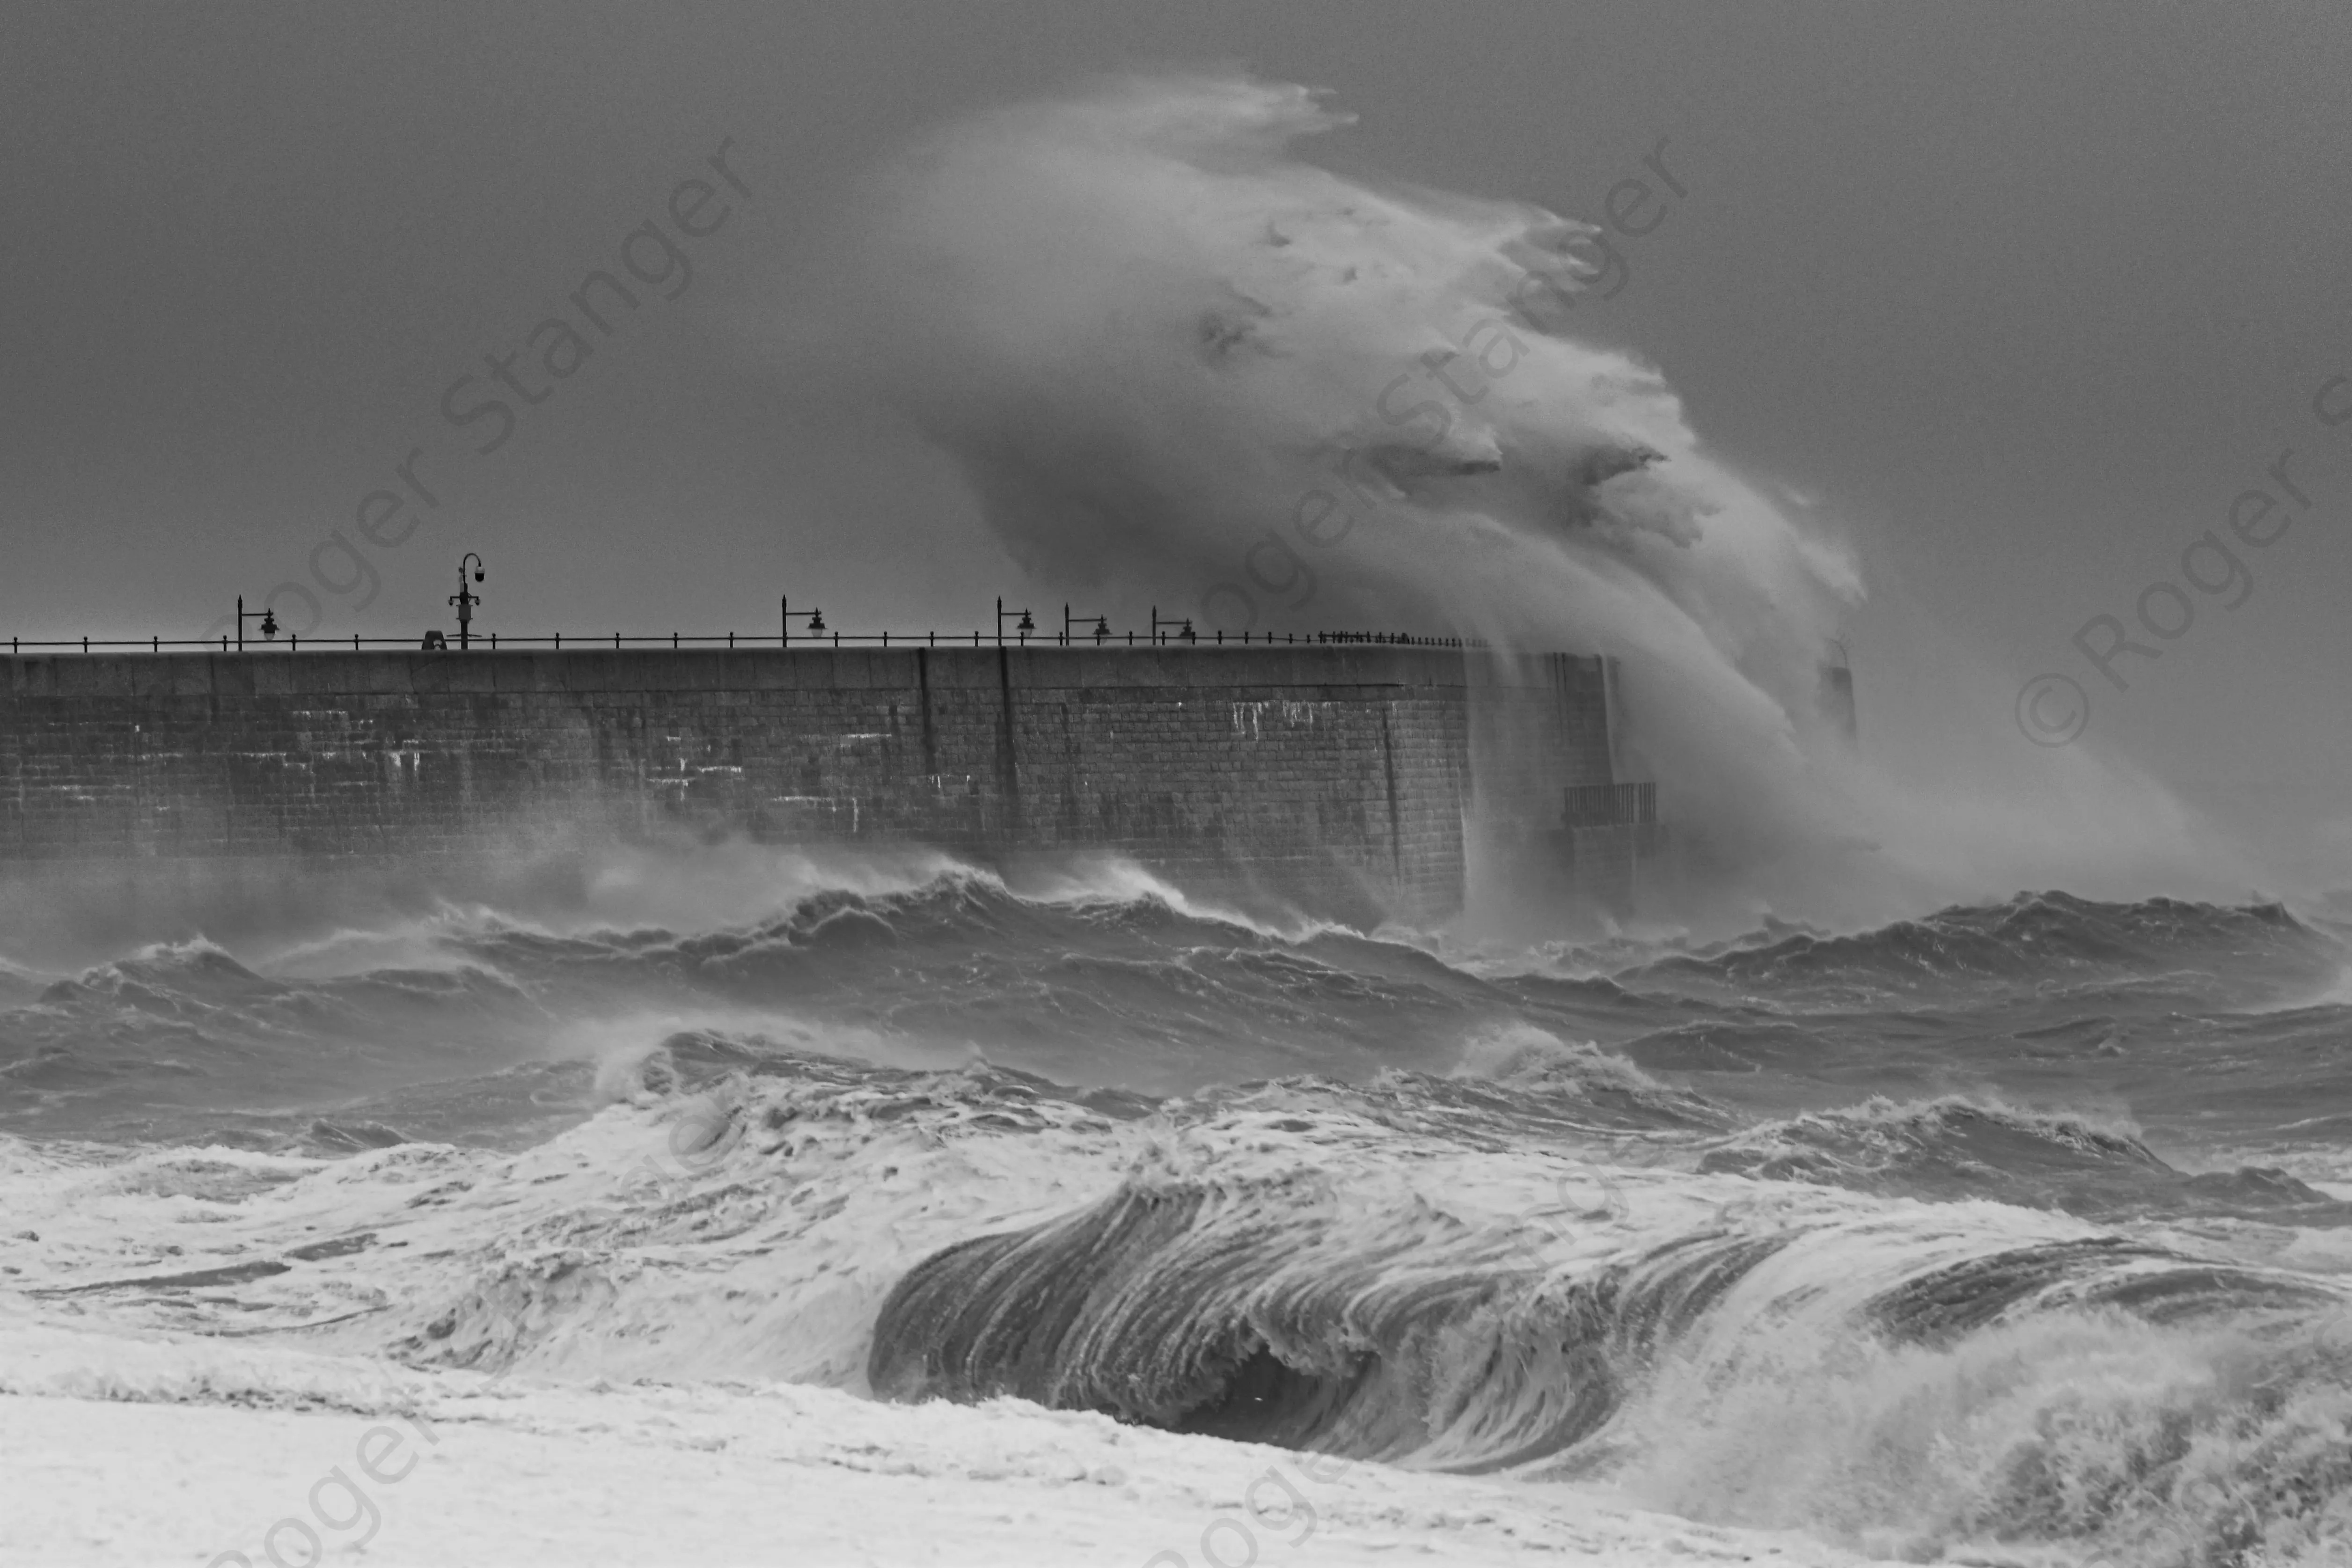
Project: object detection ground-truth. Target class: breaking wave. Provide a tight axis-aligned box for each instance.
[1699,1096,2352,1225]
[11,859,2352,1564]
[1626,890,2340,1008]
[863,1091,2352,1562]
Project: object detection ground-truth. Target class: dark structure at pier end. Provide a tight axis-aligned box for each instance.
[0,645,1660,926]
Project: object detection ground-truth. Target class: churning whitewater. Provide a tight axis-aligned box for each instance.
[9,855,2352,1564]
[7,71,2346,1568]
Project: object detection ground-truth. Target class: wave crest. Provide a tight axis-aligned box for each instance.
[1700,1096,2352,1224]
[867,1165,1802,1472]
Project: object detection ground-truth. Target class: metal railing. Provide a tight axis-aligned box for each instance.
[4,628,1491,655]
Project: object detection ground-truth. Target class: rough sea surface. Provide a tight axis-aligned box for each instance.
[8,855,2352,1566]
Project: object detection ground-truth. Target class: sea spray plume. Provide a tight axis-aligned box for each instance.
[821,76,1871,896]
[819,73,2242,922]
[828,76,1852,629]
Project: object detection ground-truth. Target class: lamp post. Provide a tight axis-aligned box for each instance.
[450,554,484,649]
[234,596,279,651]
[1062,605,1111,645]
[781,596,824,643]
[996,597,1033,646]
[1150,606,1195,645]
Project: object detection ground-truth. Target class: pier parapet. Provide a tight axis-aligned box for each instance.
[0,645,1658,925]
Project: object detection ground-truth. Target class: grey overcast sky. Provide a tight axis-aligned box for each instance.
[4,1,2350,852]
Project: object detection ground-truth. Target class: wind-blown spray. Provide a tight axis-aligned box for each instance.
[820,73,2235,924]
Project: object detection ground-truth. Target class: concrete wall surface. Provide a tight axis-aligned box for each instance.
[0,645,1629,922]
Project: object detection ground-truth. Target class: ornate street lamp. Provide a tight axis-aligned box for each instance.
[781,596,824,642]
[235,596,278,651]
[996,597,1033,645]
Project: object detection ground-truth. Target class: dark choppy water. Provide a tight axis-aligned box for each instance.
[7,860,2352,1564]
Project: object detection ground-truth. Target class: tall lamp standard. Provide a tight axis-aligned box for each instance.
[234,596,279,651]
[450,554,484,649]
[996,597,1034,646]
